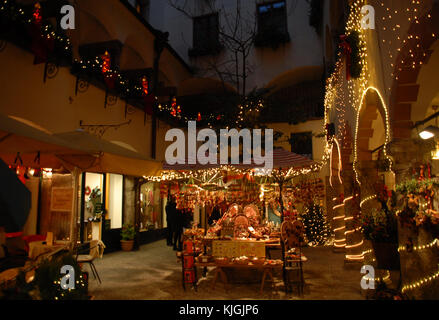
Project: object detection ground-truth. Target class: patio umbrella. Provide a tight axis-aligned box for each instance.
[0,159,31,233]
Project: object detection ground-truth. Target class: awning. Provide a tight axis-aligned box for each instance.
[0,114,162,177]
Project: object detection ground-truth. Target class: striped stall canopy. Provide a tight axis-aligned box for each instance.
[162,149,315,171]
[234,148,315,170]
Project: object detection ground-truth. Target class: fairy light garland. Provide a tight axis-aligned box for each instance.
[401,267,439,293]
[353,87,393,185]
[398,238,439,253]
[360,195,377,208]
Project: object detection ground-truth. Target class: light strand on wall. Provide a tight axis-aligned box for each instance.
[360,195,378,208]
[401,268,439,293]
[398,238,439,253]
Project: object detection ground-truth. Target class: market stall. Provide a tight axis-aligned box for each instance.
[146,149,327,294]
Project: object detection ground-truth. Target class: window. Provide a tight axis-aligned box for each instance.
[107,174,123,230]
[189,13,222,57]
[290,132,313,159]
[135,0,150,20]
[139,182,163,231]
[255,1,290,47]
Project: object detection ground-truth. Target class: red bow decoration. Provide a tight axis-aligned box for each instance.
[143,94,155,115]
[29,3,54,64]
[339,35,352,81]
[142,77,154,115]
[104,73,117,90]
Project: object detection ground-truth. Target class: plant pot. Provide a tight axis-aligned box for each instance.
[372,242,400,270]
[120,240,134,252]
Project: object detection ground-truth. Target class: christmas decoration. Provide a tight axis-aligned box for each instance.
[33,253,89,300]
[300,204,330,246]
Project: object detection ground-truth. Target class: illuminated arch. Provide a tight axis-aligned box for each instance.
[353,87,393,185]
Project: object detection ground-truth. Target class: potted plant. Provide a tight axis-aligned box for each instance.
[361,207,400,270]
[120,224,136,252]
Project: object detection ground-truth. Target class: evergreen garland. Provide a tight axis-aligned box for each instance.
[346,31,363,79]
[301,204,330,246]
[33,252,89,300]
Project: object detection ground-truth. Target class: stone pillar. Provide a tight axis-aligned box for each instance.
[332,181,346,253]
[343,169,364,265]
[390,139,439,299]
[357,161,381,270]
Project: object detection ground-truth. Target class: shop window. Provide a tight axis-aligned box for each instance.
[139,182,163,231]
[189,13,222,57]
[107,174,123,229]
[255,1,290,48]
[290,132,313,159]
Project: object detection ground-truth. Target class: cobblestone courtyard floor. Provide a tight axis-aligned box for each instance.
[88,240,365,300]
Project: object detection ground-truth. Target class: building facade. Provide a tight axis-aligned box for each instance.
[322,0,439,298]
[0,0,192,251]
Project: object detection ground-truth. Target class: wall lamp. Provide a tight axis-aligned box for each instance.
[414,106,439,140]
[419,126,439,140]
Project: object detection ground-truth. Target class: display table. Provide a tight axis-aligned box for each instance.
[194,261,283,293]
[28,241,70,260]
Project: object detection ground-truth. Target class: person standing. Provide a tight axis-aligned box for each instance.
[208,201,221,226]
[173,204,184,251]
[165,195,176,246]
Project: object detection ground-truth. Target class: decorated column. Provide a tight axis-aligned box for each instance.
[390,139,439,299]
[357,160,382,270]
[343,169,364,264]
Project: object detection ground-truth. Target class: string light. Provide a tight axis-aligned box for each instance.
[401,267,439,293]
[398,238,438,253]
[360,195,377,208]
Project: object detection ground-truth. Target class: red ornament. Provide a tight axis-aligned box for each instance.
[170,97,178,117]
[141,76,149,96]
[101,51,111,74]
[29,2,54,65]
[32,3,43,26]
[197,112,201,121]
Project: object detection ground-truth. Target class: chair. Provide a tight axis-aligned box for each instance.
[76,240,105,284]
[22,234,47,254]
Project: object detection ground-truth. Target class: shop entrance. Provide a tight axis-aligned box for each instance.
[79,172,124,252]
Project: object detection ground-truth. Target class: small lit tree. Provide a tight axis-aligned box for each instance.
[301,204,330,246]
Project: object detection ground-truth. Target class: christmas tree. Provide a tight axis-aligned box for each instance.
[301,204,330,246]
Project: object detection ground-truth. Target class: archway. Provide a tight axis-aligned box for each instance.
[352,87,391,265]
[388,3,439,299]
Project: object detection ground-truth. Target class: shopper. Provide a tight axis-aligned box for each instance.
[165,195,176,247]
[173,207,184,251]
